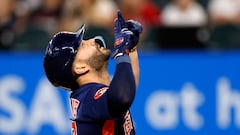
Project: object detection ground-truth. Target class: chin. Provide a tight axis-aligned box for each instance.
[104,53,111,61]
[102,49,111,60]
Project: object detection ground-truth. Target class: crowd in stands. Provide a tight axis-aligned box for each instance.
[0,0,240,51]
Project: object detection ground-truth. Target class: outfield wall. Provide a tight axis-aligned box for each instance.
[0,51,240,135]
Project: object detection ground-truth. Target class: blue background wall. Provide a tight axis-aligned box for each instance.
[0,51,240,135]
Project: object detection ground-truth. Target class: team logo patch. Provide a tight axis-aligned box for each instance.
[114,37,124,47]
[94,87,108,100]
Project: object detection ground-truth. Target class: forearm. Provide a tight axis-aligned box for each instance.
[107,54,136,117]
[129,49,140,88]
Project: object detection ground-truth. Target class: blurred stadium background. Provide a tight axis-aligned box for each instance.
[1,0,240,135]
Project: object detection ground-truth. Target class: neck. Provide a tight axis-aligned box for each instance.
[97,68,111,85]
[77,62,110,87]
[95,61,110,85]
[78,71,110,86]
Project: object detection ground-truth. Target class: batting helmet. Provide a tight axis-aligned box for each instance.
[43,24,85,91]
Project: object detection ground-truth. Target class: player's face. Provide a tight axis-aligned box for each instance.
[75,38,111,70]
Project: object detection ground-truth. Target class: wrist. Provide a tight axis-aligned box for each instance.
[116,54,131,64]
[112,47,130,59]
[130,46,137,52]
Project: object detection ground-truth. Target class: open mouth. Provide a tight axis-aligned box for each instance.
[94,36,107,48]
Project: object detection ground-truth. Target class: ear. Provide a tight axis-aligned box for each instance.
[73,64,89,75]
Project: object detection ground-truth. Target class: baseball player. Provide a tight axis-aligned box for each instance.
[43,11,142,135]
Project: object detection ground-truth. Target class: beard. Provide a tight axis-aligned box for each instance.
[86,50,110,71]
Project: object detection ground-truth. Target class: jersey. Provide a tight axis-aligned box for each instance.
[70,83,136,135]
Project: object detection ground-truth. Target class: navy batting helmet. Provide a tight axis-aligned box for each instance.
[43,24,85,90]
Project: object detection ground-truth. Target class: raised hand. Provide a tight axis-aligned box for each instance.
[112,18,134,58]
[116,11,143,50]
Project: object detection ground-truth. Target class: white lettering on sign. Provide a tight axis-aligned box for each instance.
[145,90,179,129]
[0,76,70,134]
[1,75,240,134]
[145,82,204,130]
[27,78,69,134]
[0,75,26,134]
[180,83,204,129]
[217,77,240,129]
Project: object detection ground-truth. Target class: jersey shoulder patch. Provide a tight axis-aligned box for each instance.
[94,87,109,100]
